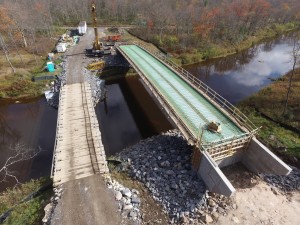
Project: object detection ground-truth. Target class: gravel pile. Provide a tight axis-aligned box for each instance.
[104,175,142,224]
[118,130,233,224]
[263,166,300,192]
[84,68,106,106]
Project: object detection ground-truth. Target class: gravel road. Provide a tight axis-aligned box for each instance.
[51,175,121,225]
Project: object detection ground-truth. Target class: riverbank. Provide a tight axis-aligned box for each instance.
[0,177,52,224]
[0,28,66,100]
[238,68,300,162]
[129,22,300,65]
[175,23,299,65]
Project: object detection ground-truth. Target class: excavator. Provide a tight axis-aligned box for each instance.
[85,1,106,71]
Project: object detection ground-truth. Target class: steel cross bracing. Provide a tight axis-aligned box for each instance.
[117,44,258,160]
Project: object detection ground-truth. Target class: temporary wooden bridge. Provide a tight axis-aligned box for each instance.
[51,82,108,186]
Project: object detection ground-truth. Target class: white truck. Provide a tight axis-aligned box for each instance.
[78,21,87,35]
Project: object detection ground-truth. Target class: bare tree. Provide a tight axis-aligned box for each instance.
[0,32,15,74]
[282,35,300,116]
[0,143,42,187]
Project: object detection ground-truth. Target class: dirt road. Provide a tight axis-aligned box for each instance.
[51,175,121,225]
[65,28,92,84]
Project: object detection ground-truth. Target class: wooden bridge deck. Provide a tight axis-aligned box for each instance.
[52,82,108,186]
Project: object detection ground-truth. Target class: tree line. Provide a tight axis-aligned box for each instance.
[0,0,299,53]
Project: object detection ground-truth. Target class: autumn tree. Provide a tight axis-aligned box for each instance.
[0,6,16,73]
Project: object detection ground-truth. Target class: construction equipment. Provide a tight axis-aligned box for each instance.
[207,121,222,133]
[105,35,121,42]
[92,3,101,50]
[87,60,105,71]
[86,2,107,57]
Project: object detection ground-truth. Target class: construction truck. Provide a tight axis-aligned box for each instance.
[105,35,121,46]
[85,2,110,57]
[105,35,121,42]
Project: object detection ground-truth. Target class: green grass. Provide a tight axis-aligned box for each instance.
[0,76,47,98]
[0,177,51,215]
[2,193,51,225]
[0,177,53,225]
[239,106,300,158]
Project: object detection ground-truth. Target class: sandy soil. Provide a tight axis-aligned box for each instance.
[215,182,300,225]
[215,165,300,225]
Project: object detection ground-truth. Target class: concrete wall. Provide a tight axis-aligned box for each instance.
[215,152,243,168]
[242,138,292,175]
[198,152,235,197]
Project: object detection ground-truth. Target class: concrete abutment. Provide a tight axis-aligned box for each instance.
[195,138,292,197]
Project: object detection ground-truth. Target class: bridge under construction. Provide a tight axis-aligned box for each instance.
[117,43,292,196]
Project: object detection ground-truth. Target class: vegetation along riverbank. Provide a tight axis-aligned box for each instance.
[0,177,52,224]
[238,67,300,163]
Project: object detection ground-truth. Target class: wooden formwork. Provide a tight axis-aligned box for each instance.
[205,135,253,161]
[191,148,202,171]
[192,135,253,169]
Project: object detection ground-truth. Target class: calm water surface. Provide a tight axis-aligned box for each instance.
[95,76,173,156]
[0,97,57,191]
[185,35,295,104]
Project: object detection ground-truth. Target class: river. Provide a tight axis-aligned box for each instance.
[0,97,57,191]
[0,34,296,191]
[185,35,295,104]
